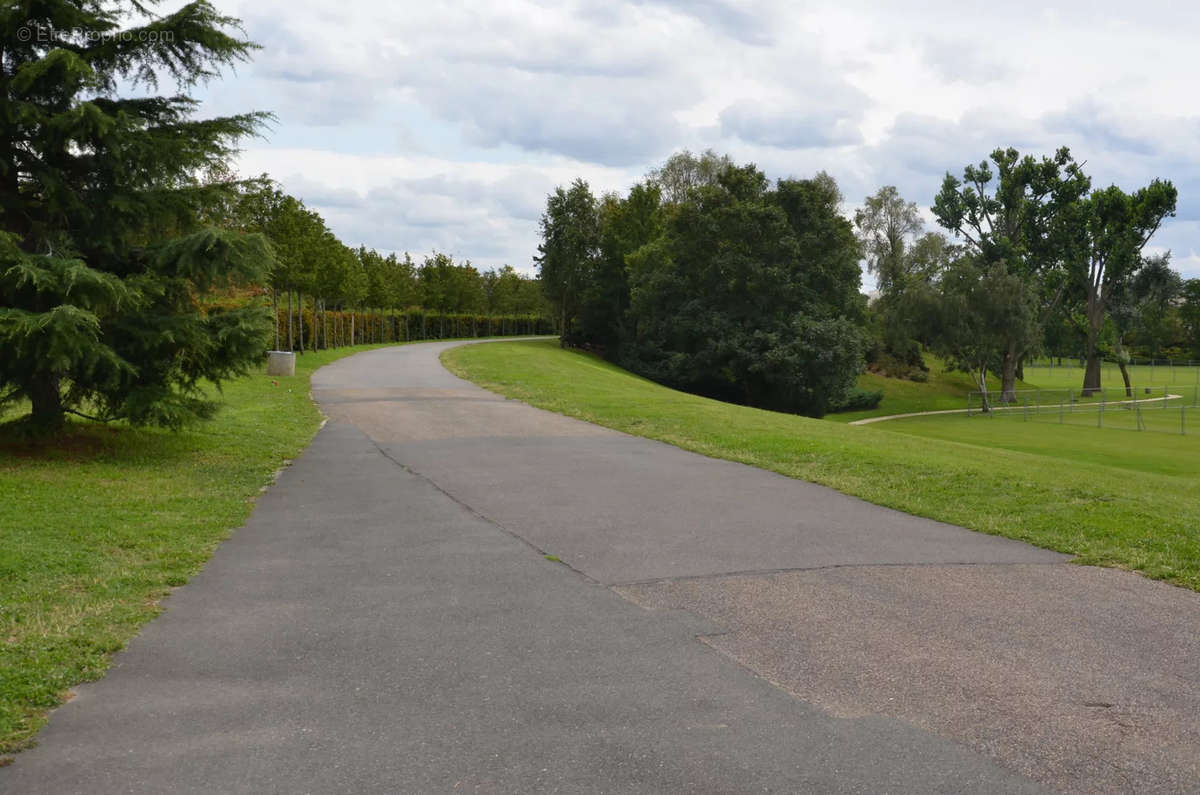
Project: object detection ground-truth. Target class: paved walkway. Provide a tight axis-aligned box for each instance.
[849,393,1184,425]
[4,340,1197,793]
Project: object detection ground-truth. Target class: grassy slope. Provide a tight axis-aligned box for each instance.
[829,355,1038,422]
[836,359,1200,423]
[832,363,997,422]
[0,343,400,757]
[444,339,1200,592]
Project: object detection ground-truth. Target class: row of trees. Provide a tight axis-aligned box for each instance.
[536,151,869,417]
[227,182,547,353]
[862,147,1179,404]
[537,147,1184,416]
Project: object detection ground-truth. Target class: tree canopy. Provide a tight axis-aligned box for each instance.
[933,147,1091,401]
[537,154,868,417]
[0,0,273,431]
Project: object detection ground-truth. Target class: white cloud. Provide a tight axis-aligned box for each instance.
[195,0,1197,278]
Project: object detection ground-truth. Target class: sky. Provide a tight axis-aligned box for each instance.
[197,0,1200,284]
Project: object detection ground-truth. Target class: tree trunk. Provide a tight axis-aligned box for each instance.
[287,290,294,352]
[1082,355,1102,398]
[350,312,355,347]
[1114,336,1133,398]
[559,305,567,348]
[28,372,64,431]
[1082,288,1104,396]
[976,366,990,413]
[1118,361,1132,398]
[1000,345,1019,404]
[297,291,305,354]
[272,288,279,350]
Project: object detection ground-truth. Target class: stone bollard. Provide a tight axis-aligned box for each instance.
[266,350,296,377]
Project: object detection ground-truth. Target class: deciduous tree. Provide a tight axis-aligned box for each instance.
[933,147,1089,402]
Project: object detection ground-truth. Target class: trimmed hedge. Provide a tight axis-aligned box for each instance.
[272,307,553,350]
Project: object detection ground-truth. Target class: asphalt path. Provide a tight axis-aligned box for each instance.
[4,340,1196,794]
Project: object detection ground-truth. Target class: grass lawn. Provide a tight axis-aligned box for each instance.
[0,342,405,759]
[1026,360,1200,390]
[444,339,1200,593]
[831,358,1200,423]
[879,410,1200,477]
[828,356,1037,422]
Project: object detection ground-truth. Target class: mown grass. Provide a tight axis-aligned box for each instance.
[0,342,402,758]
[831,361,1007,422]
[836,358,1200,423]
[444,339,1200,592]
[881,410,1200,477]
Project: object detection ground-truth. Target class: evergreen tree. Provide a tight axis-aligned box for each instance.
[624,163,867,417]
[0,1,272,431]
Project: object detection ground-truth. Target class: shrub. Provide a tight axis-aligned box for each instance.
[830,387,884,412]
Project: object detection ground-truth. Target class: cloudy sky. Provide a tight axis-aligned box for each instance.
[199,0,1200,283]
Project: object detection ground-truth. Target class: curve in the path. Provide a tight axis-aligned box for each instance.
[5,340,1197,795]
[311,341,1065,585]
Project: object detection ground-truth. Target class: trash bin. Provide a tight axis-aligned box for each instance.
[266,350,296,377]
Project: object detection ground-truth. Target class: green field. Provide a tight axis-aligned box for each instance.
[1025,360,1200,389]
[879,411,1199,477]
[0,342,411,758]
[832,360,1018,422]
[444,339,1200,594]
[833,358,1200,423]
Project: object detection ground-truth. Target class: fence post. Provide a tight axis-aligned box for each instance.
[1098,396,1104,428]
[1059,398,1064,424]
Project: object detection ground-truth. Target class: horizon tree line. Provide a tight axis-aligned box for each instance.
[536,147,1186,415]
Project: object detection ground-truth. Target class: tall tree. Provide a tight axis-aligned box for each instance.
[1180,279,1200,359]
[855,186,955,369]
[624,162,866,417]
[534,179,598,345]
[931,257,1035,411]
[0,1,271,431]
[1126,255,1182,358]
[418,252,485,313]
[577,184,661,353]
[646,149,733,205]
[933,147,1090,402]
[854,186,923,294]
[1067,180,1176,393]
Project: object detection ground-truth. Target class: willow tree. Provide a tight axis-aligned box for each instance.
[0,1,271,431]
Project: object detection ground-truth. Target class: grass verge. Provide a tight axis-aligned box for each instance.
[0,342,399,758]
[830,357,1024,422]
[444,339,1200,592]
[833,359,1200,423]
